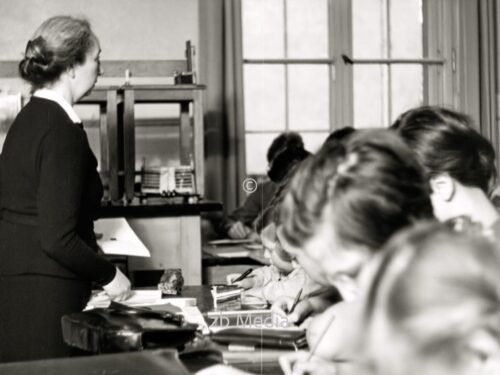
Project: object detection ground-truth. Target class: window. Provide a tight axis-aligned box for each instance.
[239,0,472,175]
[242,0,331,175]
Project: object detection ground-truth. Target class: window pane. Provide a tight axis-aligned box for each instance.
[287,0,329,58]
[242,0,284,58]
[352,0,387,58]
[353,65,389,128]
[301,132,329,153]
[244,65,286,131]
[390,64,423,122]
[245,132,281,175]
[288,65,330,131]
[390,0,423,57]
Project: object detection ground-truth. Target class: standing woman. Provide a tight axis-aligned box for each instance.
[0,16,130,362]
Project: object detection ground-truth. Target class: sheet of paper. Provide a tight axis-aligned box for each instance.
[94,217,150,257]
[218,251,252,258]
[207,238,256,246]
[85,290,162,309]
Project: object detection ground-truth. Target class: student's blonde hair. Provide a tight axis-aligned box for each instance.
[363,222,500,375]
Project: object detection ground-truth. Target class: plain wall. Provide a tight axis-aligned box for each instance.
[0,0,198,60]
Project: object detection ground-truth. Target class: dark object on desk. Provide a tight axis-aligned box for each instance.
[158,268,184,296]
[232,268,253,283]
[210,328,307,350]
[0,349,190,375]
[61,303,197,353]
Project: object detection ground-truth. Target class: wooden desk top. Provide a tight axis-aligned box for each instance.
[98,200,222,218]
[203,244,271,266]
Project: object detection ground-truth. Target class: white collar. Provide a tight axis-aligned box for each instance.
[33,88,81,124]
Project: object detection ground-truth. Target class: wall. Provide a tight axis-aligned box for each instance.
[0,0,198,60]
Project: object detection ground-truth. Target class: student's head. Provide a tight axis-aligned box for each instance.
[260,223,294,274]
[363,222,500,375]
[392,106,497,220]
[322,126,356,149]
[278,129,433,286]
[19,16,102,100]
[266,132,309,184]
[267,132,304,164]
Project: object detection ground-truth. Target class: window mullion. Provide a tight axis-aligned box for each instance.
[386,0,392,123]
[283,0,289,132]
[333,0,353,128]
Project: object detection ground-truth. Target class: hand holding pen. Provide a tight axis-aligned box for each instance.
[232,268,253,283]
[230,268,257,289]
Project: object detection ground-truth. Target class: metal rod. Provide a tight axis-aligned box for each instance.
[341,54,445,65]
[243,58,334,64]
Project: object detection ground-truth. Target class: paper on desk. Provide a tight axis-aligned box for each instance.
[94,218,150,257]
[85,289,162,309]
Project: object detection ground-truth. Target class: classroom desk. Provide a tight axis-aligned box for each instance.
[172,286,289,375]
[3,287,289,375]
[203,244,271,266]
[99,200,222,285]
[202,244,270,285]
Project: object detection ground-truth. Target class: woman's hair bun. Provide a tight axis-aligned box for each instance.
[19,36,60,86]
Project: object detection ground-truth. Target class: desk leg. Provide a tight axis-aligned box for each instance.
[106,90,120,201]
[193,92,205,197]
[123,89,136,202]
[180,216,202,284]
[179,101,191,166]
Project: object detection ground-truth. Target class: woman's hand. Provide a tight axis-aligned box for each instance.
[103,267,131,301]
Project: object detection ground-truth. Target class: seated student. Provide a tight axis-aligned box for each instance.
[361,222,500,375]
[391,106,499,234]
[221,132,307,239]
[236,156,319,305]
[235,222,320,305]
[272,129,434,373]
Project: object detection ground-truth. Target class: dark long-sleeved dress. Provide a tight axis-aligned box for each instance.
[0,97,116,362]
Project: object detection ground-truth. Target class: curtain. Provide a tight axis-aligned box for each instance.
[199,0,245,213]
[478,0,500,171]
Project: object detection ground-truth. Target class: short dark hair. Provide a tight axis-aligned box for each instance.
[266,132,304,163]
[19,16,98,90]
[391,106,497,193]
[322,126,356,149]
[281,129,433,251]
[267,146,310,184]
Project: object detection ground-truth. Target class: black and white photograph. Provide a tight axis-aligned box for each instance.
[1,1,500,374]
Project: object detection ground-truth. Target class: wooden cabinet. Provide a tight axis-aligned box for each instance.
[80,84,206,202]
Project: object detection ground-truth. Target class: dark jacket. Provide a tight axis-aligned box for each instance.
[0,97,115,284]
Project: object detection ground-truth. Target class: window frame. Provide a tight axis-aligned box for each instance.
[235,0,481,180]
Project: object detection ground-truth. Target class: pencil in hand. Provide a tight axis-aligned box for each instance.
[231,268,253,283]
[288,288,303,314]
